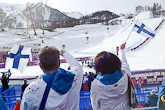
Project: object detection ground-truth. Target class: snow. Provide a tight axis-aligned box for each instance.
[134,11,151,20]
[0,11,165,78]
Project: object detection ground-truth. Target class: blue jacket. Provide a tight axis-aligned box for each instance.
[157,77,165,109]
[147,95,158,107]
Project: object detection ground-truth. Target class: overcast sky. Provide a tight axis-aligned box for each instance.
[0,0,165,15]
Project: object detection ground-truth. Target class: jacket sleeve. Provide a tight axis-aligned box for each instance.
[90,82,100,110]
[118,50,131,76]
[157,77,165,109]
[63,52,83,81]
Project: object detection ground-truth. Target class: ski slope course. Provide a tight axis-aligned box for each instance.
[0,11,165,78]
[126,18,165,71]
[74,17,165,71]
[0,24,120,78]
[74,18,164,55]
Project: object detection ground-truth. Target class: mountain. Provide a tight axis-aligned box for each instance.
[0,3,120,30]
[0,3,79,29]
[80,10,119,25]
[64,11,84,19]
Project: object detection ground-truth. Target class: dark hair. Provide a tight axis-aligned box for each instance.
[94,51,121,75]
[24,79,27,83]
[38,46,60,71]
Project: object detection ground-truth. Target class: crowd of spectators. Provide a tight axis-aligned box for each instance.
[81,72,97,91]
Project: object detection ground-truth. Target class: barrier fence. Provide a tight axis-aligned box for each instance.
[80,91,92,110]
[0,85,160,110]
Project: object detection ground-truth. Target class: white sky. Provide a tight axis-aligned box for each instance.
[0,0,165,15]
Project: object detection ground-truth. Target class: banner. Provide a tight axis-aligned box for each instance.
[31,52,39,61]
[132,75,163,87]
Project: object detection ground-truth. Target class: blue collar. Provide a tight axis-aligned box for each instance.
[96,71,122,85]
[42,68,75,95]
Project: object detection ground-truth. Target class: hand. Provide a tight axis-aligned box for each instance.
[60,50,65,56]
[120,43,126,50]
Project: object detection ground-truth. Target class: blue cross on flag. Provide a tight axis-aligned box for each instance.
[5,45,31,73]
[132,20,156,38]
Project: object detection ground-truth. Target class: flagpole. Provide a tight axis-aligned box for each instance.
[125,20,138,43]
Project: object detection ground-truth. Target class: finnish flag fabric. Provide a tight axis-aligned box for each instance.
[132,20,156,37]
[5,45,31,73]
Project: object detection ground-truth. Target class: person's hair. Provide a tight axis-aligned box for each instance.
[16,100,21,104]
[94,51,121,75]
[38,46,60,71]
[24,79,27,83]
[151,89,156,96]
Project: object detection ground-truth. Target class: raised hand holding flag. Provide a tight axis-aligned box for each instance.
[5,45,31,73]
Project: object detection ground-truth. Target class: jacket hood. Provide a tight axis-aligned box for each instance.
[96,71,122,85]
[92,72,128,97]
[42,68,75,95]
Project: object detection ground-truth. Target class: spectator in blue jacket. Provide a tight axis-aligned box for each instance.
[158,77,165,110]
[147,89,158,107]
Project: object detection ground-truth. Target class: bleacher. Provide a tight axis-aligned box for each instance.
[1,85,21,110]
[0,85,160,110]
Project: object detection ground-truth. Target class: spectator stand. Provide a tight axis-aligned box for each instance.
[2,85,21,110]
[0,84,161,110]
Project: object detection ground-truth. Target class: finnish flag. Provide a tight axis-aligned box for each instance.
[5,45,31,73]
[132,20,156,37]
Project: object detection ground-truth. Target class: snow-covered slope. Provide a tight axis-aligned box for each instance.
[0,11,165,78]
[73,12,165,71]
